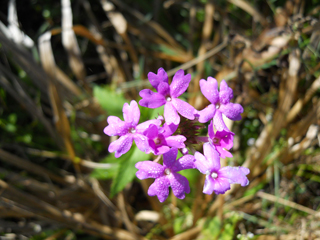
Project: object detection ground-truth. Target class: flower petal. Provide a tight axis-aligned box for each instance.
[213,110,228,132]
[165,135,186,149]
[168,173,190,199]
[203,175,215,194]
[135,161,164,179]
[219,166,250,187]
[161,123,178,137]
[170,69,191,98]
[219,80,233,104]
[203,143,220,171]
[194,152,211,174]
[198,104,216,123]
[207,176,231,194]
[199,77,219,104]
[143,124,159,139]
[133,133,150,154]
[104,116,128,136]
[157,82,170,97]
[208,120,215,139]
[172,98,195,120]
[147,68,168,90]
[136,119,161,133]
[139,89,166,108]
[216,146,233,159]
[122,100,140,126]
[107,116,122,125]
[172,154,195,172]
[219,102,243,121]
[215,130,234,150]
[108,135,133,158]
[154,145,170,155]
[164,102,180,125]
[148,176,170,202]
[163,147,178,168]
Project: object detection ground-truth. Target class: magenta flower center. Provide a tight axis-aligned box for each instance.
[165,168,171,175]
[212,137,221,144]
[215,102,220,109]
[154,137,161,145]
[129,127,136,133]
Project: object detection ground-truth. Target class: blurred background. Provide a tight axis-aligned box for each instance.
[0,0,319,239]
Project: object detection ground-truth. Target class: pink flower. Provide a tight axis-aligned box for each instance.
[143,123,186,155]
[139,68,195,125]
[194,144,249,195]
[197,77,243,131]
[103,100,161,158]
[135,148,195,202]
[207,121,234,158]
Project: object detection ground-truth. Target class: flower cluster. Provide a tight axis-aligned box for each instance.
[104,68,250,202]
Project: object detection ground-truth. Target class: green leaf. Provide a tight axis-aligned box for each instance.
[139,104,164,122]
[93,85,127,118]
[110,145,151,197]
[201,216,221,239]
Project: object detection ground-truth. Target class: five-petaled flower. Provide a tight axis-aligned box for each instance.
[143,123,186,155]
[197,77,243,131]
[207,120,234,159]
[103,100,161,158]
[135,148,195,202]
[194,144,250,195]
[139,68,195,125]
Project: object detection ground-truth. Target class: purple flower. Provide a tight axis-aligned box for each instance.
[139,68,195,125]
[103,100,161,158]
[194,144,249,195]
[207,121,234,158]
[197,77,243,131]
[135,148,195,202]
[144,123,186,155]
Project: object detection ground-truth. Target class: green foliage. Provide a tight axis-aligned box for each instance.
[201,216,221,239]
[92,144,151,198]
[110,144,151,197]
[93,85,127,118]
[173,210,193,234]
[243,182,264,197]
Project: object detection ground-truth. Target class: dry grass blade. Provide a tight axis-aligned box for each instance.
[0,149,74,185]
[286,75,320,123]
[228,0,267,26]
[61,0,90,92]
[117,192,139,236]
[257,192,317,215]
[6,0,34,48]
[0,30,47,93]
[0,167,61,196]
[190,0,215,108]
[246,49,301,178]
[0,180,141,240]
[90,178,116,211]
[0,65,61,146]
[38,31,76,161]
[110,0,184,50]
[118,40,227,91]
[55,65,82,96]
[81,0,126,84]
[170,226,202,240]
[100,0,139,77]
